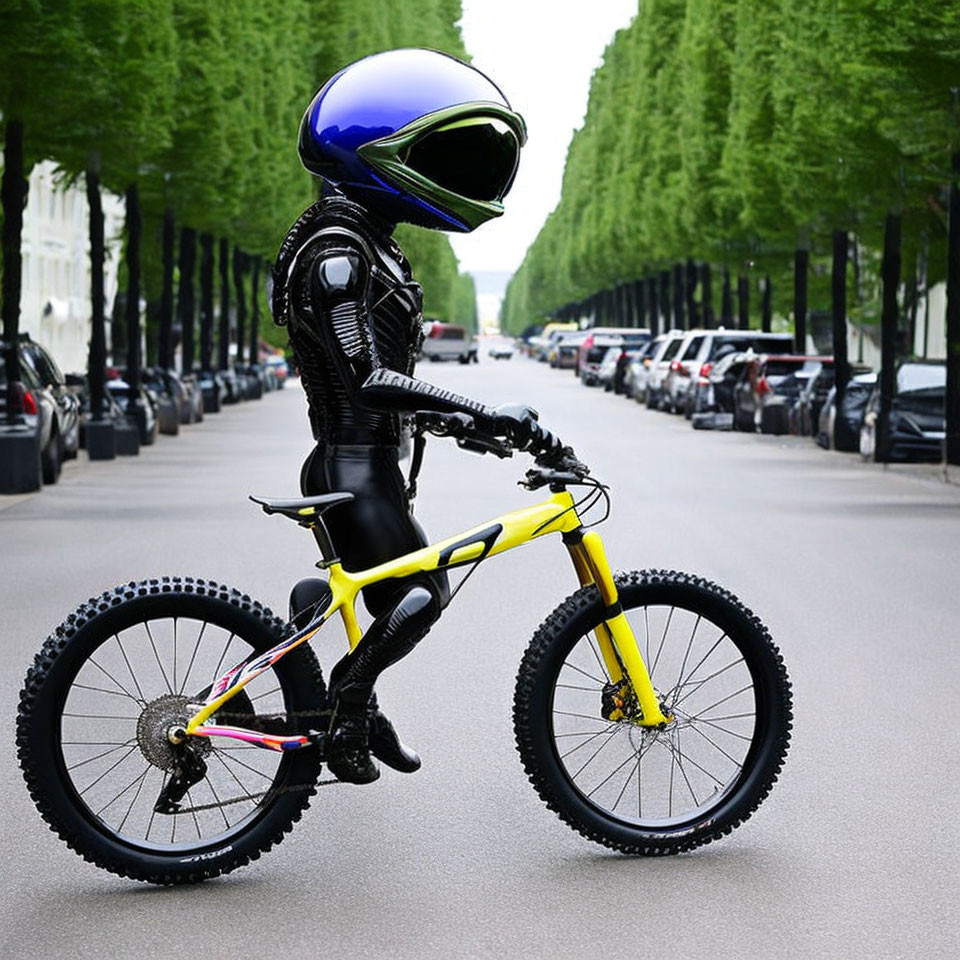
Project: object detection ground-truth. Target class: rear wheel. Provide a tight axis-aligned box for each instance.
[18,577,326,884]
[41,424,61,484]
[514,570,791,855]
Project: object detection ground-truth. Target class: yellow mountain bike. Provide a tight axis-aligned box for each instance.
[17,413,792,884]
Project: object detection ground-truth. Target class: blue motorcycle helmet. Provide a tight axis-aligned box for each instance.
[298,48,527,233]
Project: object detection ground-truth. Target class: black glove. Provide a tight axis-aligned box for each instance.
[487,403,562,458]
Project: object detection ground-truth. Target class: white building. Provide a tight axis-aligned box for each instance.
[18,159,125,373]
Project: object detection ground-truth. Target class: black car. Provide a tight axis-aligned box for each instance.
[816,373,876,451]
[860,361,945,462]
[0,337,80,483]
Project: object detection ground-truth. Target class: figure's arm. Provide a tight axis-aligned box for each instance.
[306,247,559,454]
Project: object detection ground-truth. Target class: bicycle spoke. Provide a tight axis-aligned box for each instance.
[559,723,618,760]
[587,750,639,799]
[571,727,619,779]
[669,633,727,697]
[145,622,173,695]
[672,659,746,708]
[213,750,259,809]
[685,682,753,717]
[561,661,606,686]
[556,682,604,692]
[172,618,178,694]
[184,789,202,839]
[178,621,207,695]
[686,721,743,767]
[211,633,236,685]
[62,713,138,720]
[612,755,639,811]
[651,606,674,679]
[204,772,232,830]
[663,732,727,787]
[667,730,700,807]
[95,765,150,818]
[114,635,147,703]
[214,748,275,783]
[71,680,141,704]
[675,615,701,693]
[117,766,149,834]
[146,772,167,841]
[249,686,282,703]
[690,715,754,742]
[87,654,144,706]
[66,739,137,772]
[79,745,138,796]
[553,710,613,723]
[585,636,609,681]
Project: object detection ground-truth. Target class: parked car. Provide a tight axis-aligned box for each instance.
[624,335,665,402]
[0,340,70,483]
[666,330,795,418]
[18,335,81,462]
[548,331,586,369]
[487,340,515,360]
[859,361,945,462]
[734,356,830,434]
[597,346,621,391]
[106,377,159,445]
[265,354,289,386]
[817,372,876,451]
[579,329,650,386]
[420,321,476,363]
[645,331,686,409]
[690,349,756,423]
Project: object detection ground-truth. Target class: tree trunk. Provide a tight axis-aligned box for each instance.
[737,274,749,330]
[672,263,685,330]
[876,212,901,463]
[86,165,106,421]
[634,279,646,331]
[685,259,698,328]
[199,233,214,372]
[124,183,142,409]
[158,208,175,370]
[233,248,246,366]
[250,259,261,364]
[832,229,852,449]
[2,118,27,422]
[761,275,772,333]
[218,237,230,370]
[648,275,659,337]
[721,268,733,326]
[793,247,808,353]
[178,227,196,375]
[946,152,960,466]
[659,271,671,332]
[700,263,713,329]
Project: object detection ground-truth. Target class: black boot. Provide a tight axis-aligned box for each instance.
[369,707,421,773]
[326,698,380,785]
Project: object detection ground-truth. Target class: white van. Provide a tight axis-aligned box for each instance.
[420,321,477,364]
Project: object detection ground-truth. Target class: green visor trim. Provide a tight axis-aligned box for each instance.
[356,101,527,231]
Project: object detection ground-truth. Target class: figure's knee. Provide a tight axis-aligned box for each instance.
[385,583,441,636]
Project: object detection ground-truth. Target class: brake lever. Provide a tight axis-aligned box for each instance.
[457,435,514,459]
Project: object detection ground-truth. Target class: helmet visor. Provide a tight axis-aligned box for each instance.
[404,116,520,203]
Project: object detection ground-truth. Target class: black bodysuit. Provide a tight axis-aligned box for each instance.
[273,194,492,705]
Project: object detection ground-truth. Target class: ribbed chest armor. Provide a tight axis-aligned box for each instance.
[274,197,424,445]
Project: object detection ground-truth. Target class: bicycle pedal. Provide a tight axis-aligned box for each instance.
[307,730,328,758]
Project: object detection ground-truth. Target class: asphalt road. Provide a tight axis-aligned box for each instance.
[1,352,958,960]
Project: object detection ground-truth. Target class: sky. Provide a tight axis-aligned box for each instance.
[449,0,637,285]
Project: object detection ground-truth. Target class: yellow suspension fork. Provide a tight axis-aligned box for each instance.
[565,530,670,727]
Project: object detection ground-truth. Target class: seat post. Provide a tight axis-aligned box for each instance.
[310,517,339,566]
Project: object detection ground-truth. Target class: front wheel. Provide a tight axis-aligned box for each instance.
[514,570,791,855]
[17,577,326,884]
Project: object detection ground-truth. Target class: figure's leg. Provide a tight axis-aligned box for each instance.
[325,579,442,783]
[300,445,448,783]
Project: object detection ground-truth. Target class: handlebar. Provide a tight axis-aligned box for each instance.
[417,411,592,484]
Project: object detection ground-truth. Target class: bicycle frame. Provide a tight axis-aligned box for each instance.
[185,489,669,747]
